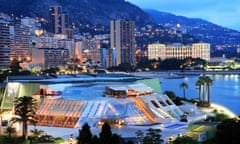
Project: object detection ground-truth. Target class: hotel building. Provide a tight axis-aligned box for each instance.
[148,43,210,61]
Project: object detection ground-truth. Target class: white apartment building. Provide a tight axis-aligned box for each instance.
[192,43,211,61]
[148,44,166,60]
[148,43,210,61]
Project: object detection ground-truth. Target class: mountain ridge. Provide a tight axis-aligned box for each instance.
[0,0,154,26]
[144,9,240,51]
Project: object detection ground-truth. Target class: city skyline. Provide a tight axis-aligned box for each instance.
[127,0,240,31]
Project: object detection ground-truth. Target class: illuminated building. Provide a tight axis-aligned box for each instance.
[192,43,211,61]
[166,43,192,60]
[148,44,166,60]
[10,20,32,62]
[0,19,11,69]
[148,43,210,61]
[49,6,70,35]
[110,19,136,66]
[31,47,69,69]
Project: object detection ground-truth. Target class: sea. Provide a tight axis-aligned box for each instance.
[159,74,240,115]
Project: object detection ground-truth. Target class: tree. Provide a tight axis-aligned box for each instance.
[195,75,213,106]
[136,57,152,70]
[195,76,205,103]
[159,58,183,70]
[77,123,92,144]
[180,82,188,99]
[215,118,240,144]
[111,133,124,144]
[9,60,22,74]
[99,122,112,144]
[164,91,177,100]
[144,128,163,144]
[11,96,37,140]
[173,136,198,144]
[90,135,99,144]
[164,91,182,105]
[118,62,135,72]
[137,128,163,144]
[204,76,213,104]
[135,130,144,144]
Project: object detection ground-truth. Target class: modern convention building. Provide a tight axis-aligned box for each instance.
[0,74,206,129]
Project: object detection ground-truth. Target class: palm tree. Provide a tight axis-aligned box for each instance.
[195,76,205,103]
[11,96,37,140]
[204,76,213,104]
[180,82,188,99]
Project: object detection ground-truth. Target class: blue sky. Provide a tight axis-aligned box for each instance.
[127,0,240,31]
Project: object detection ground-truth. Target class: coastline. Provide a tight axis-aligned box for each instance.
[131,70,240,78]
[200,103,239,118]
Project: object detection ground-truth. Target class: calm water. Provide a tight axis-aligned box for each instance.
[159,74,240,115]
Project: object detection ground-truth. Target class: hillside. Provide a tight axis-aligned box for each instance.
[0,0,154,26]
[145,9,240,51]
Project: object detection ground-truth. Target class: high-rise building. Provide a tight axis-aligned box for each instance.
[0,19,11,69]
[10,20,32,62]
[49,6,69,35]
[110,19,136,66]
[148,43,210,61]
[61,13,69,31]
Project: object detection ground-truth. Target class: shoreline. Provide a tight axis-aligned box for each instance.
[132,70,240,77]
[200,102,239,118]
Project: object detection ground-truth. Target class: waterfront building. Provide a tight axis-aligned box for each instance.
[148,44,166,60]
[0,19,11,69]
[0,76,206,129]
[148,43,210,61]
[192,43,210,61]
[110,19,136,66]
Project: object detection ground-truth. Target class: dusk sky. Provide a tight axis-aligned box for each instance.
[127,0,240,31]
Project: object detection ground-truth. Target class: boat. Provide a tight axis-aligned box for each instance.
[164,73,185,79]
